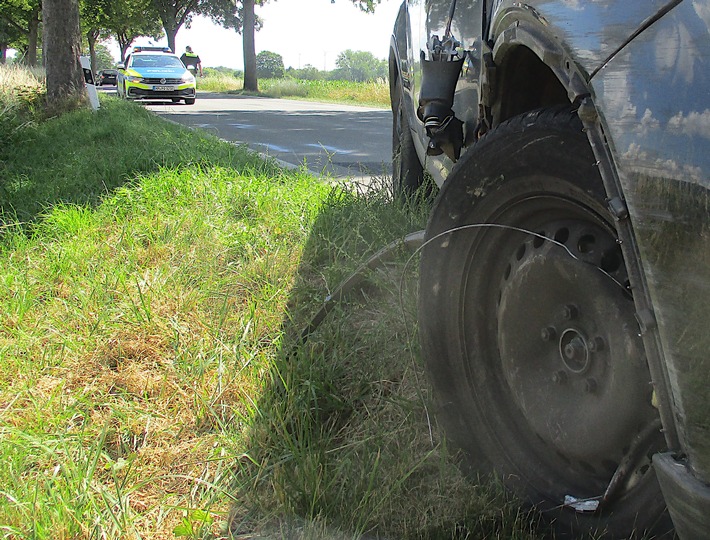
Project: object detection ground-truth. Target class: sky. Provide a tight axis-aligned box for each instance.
[119,0,402,71]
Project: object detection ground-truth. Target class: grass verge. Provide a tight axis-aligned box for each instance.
[198,75,390,108]
[1,72,544,539]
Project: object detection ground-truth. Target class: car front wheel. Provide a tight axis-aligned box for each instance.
[419,106,674,538]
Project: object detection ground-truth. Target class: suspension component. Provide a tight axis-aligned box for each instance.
[417,0,465,161]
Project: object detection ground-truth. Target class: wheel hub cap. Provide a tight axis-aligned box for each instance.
[560,330,590,373]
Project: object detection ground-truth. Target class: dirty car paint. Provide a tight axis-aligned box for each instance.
[590,0,710,479]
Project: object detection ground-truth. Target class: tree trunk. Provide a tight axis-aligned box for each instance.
[120,44,131,63]
[117,32,128,63]
[242,0,257,92]
[165,25,178,54]
[43,0,86,105]
[0,45,7,64]
[26,7,40,67]
[87,29,99,73]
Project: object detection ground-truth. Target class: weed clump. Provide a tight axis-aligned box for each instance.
[0,64,46,145]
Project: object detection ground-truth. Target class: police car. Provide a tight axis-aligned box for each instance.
[116,46,196,105]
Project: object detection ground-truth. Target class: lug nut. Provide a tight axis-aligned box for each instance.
[552,370,568,384]
[562,304,579,320]
[588,336,605,353]
[541,326,557,342]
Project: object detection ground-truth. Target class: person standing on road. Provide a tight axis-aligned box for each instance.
[181,46,203,77]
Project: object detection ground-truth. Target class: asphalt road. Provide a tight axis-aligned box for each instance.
[138,91,394,179]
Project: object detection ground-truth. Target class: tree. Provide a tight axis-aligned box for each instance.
[192,0,260,90]
[94,42,116,70]
[210,0,378,93]
[256,49,282,78]
[80,0,111,72]
[205,0,260,91]
[0,0,42,66]
[241,0,257,91]
[150,0,203,54]
[43,0,85,105]
[0,16,23,63]
[109,0,163,62]
[332,49,386,82]
[152,0,260,90]
[210,0,377,93]
[242,0,378,91]
[287,64,323,81]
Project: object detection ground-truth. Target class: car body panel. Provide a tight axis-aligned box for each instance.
[654,452,710,539]
[394,0,683,185]
[490,0,680,71]
[390,0,710,535]
[588,0,710,479]
[395,0,485,184]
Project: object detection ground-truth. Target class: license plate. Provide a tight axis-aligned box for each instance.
[153,85,175,91]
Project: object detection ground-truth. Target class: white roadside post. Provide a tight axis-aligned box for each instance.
[80,56,100,110]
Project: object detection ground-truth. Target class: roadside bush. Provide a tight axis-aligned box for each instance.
[331,50,388,83]
[256,50,285,79]
[286,65,324,81]
[199,70,242,92]
[259,79,309,98]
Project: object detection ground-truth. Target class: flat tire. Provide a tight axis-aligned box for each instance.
[419,106,674,539]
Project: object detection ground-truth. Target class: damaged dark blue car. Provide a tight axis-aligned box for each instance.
[389,1,710,537]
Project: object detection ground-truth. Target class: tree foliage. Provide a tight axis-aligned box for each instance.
[256,50,283,79]
[0,13,23,63]
[80,0,111,71]
[110,0,163,62]
[149,0,240,54]
[349,0,380,13]
[0,0,29,51]
[0,0,41,65]
[202,0,244,32]
[286,64,323,81]
[94,42,117,70]
[151,0,200,54]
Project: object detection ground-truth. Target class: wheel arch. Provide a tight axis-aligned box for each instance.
[388,40,401,113]
[488,21,591,126]
[388,0,410,114]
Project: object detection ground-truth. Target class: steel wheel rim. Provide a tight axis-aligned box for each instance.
[459,189,661,498]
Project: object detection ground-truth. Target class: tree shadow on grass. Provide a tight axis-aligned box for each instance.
[230,181,429,538]
[228,181,543,540]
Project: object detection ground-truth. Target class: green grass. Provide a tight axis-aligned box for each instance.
[0,97,278,226]
[0,63,46,148]
[0,66,544,539]
[198,74,390,108]
[197,71,243,93]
